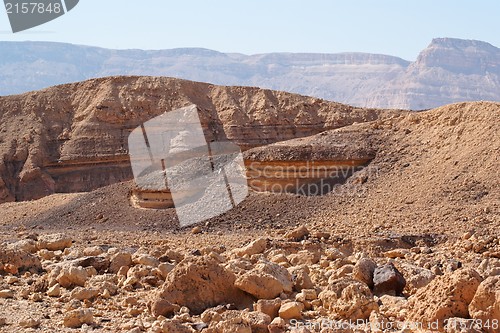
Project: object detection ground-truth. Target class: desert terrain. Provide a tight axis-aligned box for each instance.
[0,77,498,332]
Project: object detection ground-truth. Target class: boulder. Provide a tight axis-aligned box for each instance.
[235,260,293,299]
[318,278,378,320]
[352,257,377,289]
[373,263,406,295]
[37,233,72,251]
[151,256,251,315]
[468,276,500,333]
[408,268,482,331]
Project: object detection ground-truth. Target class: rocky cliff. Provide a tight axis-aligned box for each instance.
[0,76,393,203]
[1,38,499,109]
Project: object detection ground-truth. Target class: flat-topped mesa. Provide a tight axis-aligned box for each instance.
[244,126,377,196]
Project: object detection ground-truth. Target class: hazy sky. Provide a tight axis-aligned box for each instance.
[1,0,499,60]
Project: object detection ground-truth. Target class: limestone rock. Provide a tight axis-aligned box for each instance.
[18,318,41,328]
[288,265,314,291]
[318,278,378,320]
[37,233,72,251]
[152,256,251,315]
[0,289,14,298]
[278,302,304,320]
[284,226,309,241]
[0,246,42,274]
[253,298,282,318]
[352,257,377,289]
[235,260,293,299]
[133,254,160,267]
[56,265,89,288]
[397,262,436,295]
[70,287,99,300]
[242,311,272,333]
[109,252,133,273]
[408,268,482,331]
[63,308,94,328]
[468,276,500,333]
[234,238,268,257]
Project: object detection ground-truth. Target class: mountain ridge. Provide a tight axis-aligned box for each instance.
[1,38,499,109]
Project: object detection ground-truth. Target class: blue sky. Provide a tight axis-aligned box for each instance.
[1,0,499,60]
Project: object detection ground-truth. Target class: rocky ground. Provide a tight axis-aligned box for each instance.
[0,79,499,332]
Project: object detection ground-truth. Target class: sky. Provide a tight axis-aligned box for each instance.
[0,0,499,60]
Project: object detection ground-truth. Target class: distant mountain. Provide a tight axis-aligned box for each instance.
[1,38,499,109]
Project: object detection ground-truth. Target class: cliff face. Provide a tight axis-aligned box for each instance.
[0,76,392,203]
[2,38,499,109]
[367,38,500,109]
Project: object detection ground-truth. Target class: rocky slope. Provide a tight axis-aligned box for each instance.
[0,76,393,203]
[1,38,500,109]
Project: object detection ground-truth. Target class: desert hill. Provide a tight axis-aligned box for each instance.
[0,76,395,203]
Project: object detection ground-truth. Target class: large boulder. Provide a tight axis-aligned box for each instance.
[468,276,500,333]
[408,268,482,331]
[150,256,251,316]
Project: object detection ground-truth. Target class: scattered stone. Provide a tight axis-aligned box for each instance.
[19,318,40,328]
[5,276,19,285]
[397,262,436,295]
[208,317,252,333]
[468,276,500,333]
[56,265,89,288]
[288,249,321,265]
[191,226,202,234]
[0,246,42,273]
[268,317,286,333]
[408,268,482,330]
[47,283,61,297]
[133,254,160,267]
[63,308,94,328]
[235,238,268,257]
[378,295,408,320]
[278,301,304,320]
[83,246,105,256]
[318,278,378,320]
[150,318,194,333]
[235,260,293,299]
[0,289,14,298]
[352,257,377,288]
[70,287,99,300]
[384,248,410,259]
[288,265,314,291]
[37,233,72,251]
[373,263,406,295]
[109,252,133,273]
[254,298,282,318]
[284,226,309,241]
[8,239,38,253]
[73,256,110,273]
[242,311,272,333]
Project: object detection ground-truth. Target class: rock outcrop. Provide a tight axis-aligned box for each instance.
[0,76,391,204]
